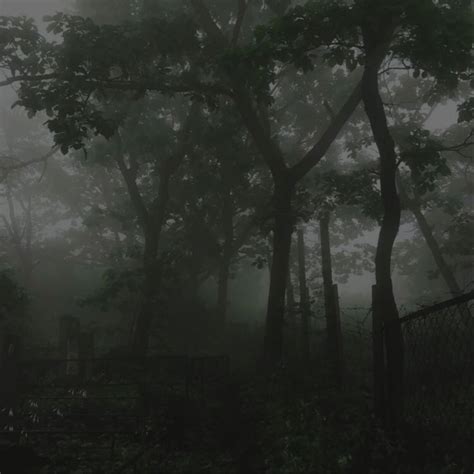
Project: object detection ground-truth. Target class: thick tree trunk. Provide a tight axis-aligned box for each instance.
[297,226,310,362]
[217,191,234,324]
[286,251,298,359]
[362,44,404,426]
[319,214,344,386]
[217,257,231,323]
[399,184,462,296]
[132,229,161,357]
[263,177,294,368]
[131,168,171,357]
[286,271,296,320]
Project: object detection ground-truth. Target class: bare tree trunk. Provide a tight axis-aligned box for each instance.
[297,226,310,362]
[286,267,297,357]
[412,206,462,295]
[129,165,171,357]
[132,228,161,357]
[119,104,198,356]
[319,214,344,386]
[372,284,386,419]
[399,183,462,296]
[217,191,234,324]
[263,178,294,368]
[362,32,404,425]
[286,273,295,313]
[3,185,35,290]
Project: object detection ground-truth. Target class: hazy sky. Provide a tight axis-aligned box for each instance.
[0,0,465,311]
[426,101,458,131]
[0,0,70,17]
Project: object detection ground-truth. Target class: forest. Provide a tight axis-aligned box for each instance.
[0,0,473,473]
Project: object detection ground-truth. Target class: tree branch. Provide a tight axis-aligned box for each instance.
[0,73,233,98]
[232,0,248,46]
[290,28,397,183]
[191,0,227,43]
[290,80,363,182]
[437,129,474,155]
[0,147,58,174]
[191,0,288,178]
[113,134,150,232]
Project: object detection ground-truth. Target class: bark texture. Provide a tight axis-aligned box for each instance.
[263,178,295,367]
[319,214,344,386]
[297,226,311,362]
[362,27,404,425]
[217,190,235,324]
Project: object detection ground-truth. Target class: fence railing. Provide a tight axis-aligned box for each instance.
[398,290,473,460]
[0,351,230,473]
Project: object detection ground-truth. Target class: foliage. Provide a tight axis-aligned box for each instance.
[313,168,382,221]
[457,97,474,123]
[0,267,28,318]
[0,12,200,153]
[399,128,451,194]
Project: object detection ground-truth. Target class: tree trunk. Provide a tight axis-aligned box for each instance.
[131,167,171,357]
[132,228,161,357]
[399,183,462,296]
[362,41,404,426]
[286,271,295,317]
[118,104,197,356]
[297,226,310,362]
[4,186,35,291]
[372,284,386,419]
[319,214,344,386]
[286,270,296,320]
[263,177,294,368]
[217,191,234,324]
[286,268,297,355]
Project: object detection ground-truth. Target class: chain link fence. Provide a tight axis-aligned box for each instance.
[399,291,474,462]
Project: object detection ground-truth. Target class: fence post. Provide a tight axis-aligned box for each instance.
[59,315,81,376]
[79,331,95,382]
[332,284,345,388]
[0,334,22,442]
[372,285,386,421]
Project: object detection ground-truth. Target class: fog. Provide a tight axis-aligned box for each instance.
[0,1,472,473]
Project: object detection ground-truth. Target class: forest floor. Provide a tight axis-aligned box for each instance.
[142,369,472,474]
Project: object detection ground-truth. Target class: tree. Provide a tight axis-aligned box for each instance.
[0,0,471,368]
[0,2,364,366]
[0,268,28,320]
[387,78,473,297]
[296,226,310,362]
[357,0,471,424]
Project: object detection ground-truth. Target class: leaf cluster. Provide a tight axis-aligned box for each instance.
[400,128,451,195]
[313,169,382,221]
[0,268,28,318]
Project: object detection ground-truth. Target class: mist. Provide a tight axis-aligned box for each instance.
[0,1,472,473]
